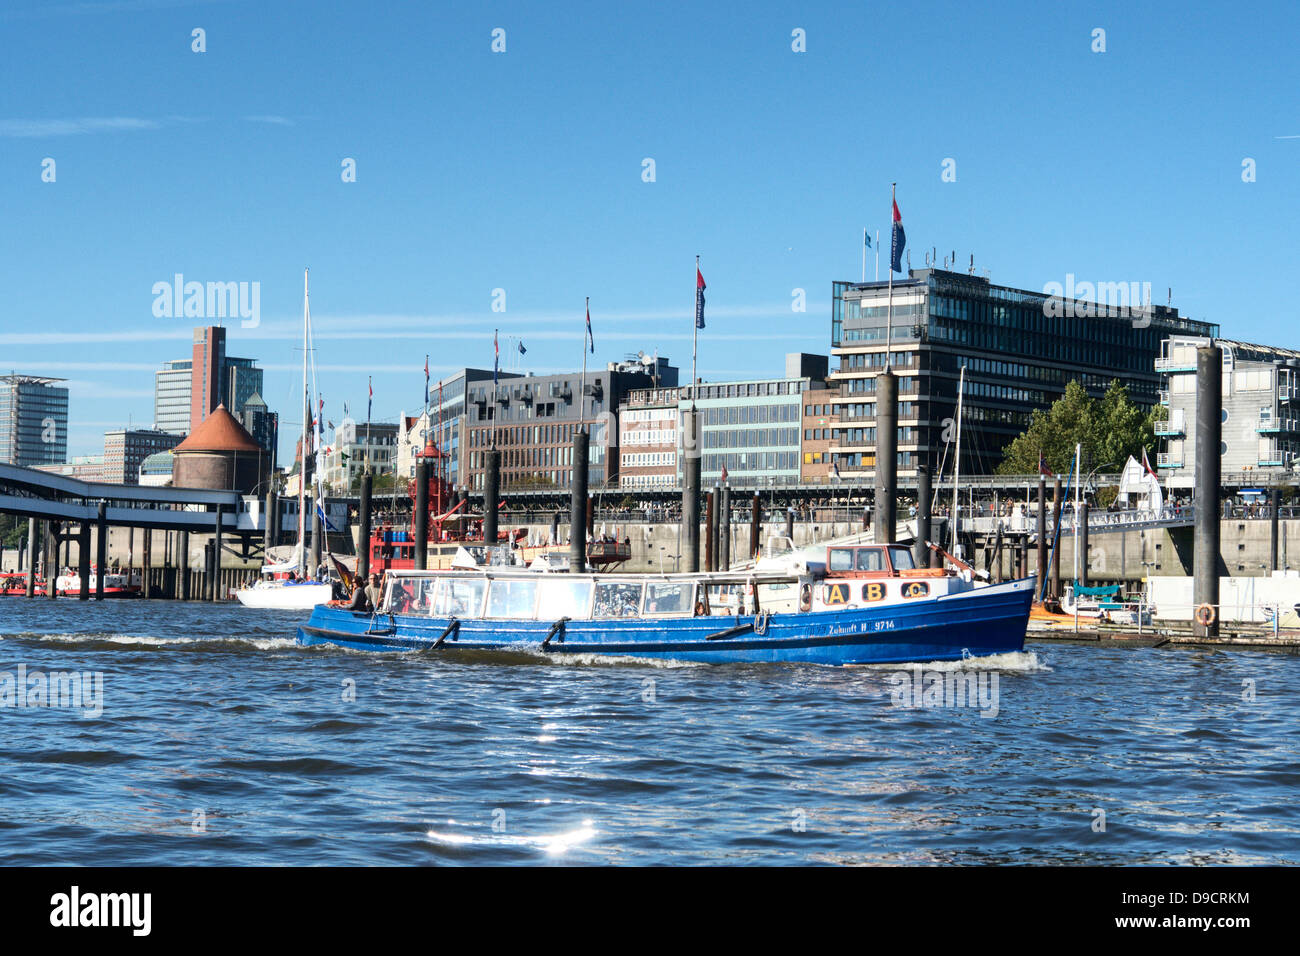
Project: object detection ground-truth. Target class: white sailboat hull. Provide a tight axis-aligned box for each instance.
[234,581,333,609]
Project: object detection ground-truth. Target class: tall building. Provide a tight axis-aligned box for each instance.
[102,428,184,485]
[829,269,1220,477]
[154,359,192,435]
[0,374,69,467]
[463,355,677,491]
[619,386,682,490]
[396,368,511,485]
[236,392,278,460]
[1156,336,1300,488]
[155,326,265,436]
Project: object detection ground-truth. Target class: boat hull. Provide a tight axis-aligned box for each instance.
[236,582,334,609]
[297,577,1033,665]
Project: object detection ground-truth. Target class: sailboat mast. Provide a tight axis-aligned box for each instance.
[951,365,965,553]
[298,268,309,577]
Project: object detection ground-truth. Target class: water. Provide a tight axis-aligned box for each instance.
[0,600,1297,865]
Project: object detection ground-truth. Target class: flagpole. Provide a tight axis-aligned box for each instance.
[862,228,866,283]
[580,297,588,431]
[875,230,880,282]
[365,375,371,476]
[692,256,700,409]
[886,183,895,371]
[491,329,498,451]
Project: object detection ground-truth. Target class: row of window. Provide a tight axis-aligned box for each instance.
[702,428,799,450]
[701,402,801,426]
[703,452,798,472]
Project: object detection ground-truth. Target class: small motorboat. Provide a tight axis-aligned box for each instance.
[297,540,1033,665]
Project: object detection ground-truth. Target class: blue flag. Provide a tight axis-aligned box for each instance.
[890,199,906,274]
[864,230,871,249]
[695,267,706,330]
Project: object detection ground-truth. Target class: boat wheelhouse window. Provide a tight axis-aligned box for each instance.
[643,581,694,616]
[592,581,643,618]
[828,548,855,572]
[855,548,885,572]
[538,578,594,620]
[889,547,916,570]
[434,578,487,617]
[486,579,540,619]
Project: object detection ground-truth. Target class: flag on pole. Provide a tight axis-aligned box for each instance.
[720,464,729,483]
[890,198,906,274]
[424,355,430,408]
[585,302,594,353]
[518,340,526,356]
[831,459,841,480]
[695,266,707,329]
[367,376,372,422]
[1142,447,1159,479]
[864,230,872,249]
[1038,451,1052,477]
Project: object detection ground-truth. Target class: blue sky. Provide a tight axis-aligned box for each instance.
[2,0,1298,461]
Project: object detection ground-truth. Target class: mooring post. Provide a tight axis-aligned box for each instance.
[25,518,36,597]
[357,472,372,582]
[1051,478,1063,599]
[1194,344,1222,638]
[569,428,589,573]
[719,485,731,572]
[784,506,794,541]
[78,521,91,600]
[178,530,190,600]
[413,458,429,571]
[46,521,59,600]
[704,490,716,573]
[550,511,560,548]
[749,492,761,561]
[915,462,932,568]
[483,448,500,546]
[1036,478,1047,601]
[1270,486,1280,572]
[682,409,700,573]
[875,369,898,545]
[309,491,322,579]
[94,502,107,600]
[211,505,223,602]
[264,487,277,555]
[141,527,151,600]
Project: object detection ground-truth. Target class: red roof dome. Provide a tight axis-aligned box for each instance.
[174,405,262,454]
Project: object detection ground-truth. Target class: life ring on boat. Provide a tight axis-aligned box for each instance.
[1194,603,1216,627]
[694,601,707,617]
[798,583,812,612]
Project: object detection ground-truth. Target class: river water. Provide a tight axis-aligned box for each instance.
[0,600,1296,865]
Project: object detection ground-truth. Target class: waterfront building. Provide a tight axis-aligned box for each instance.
[829,269,1220,478]
[0,374,69,467]
[688,355,832,489]
[1156,335,1300,489]
[171,404,268,493]
[619,385,682,491]
[323,419,401,493]
[463,355,677,492]
[138,449,175,487]
[395,368,507,486]
[102,427,184,485]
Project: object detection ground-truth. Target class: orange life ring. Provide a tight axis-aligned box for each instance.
[1195,603,1216,627]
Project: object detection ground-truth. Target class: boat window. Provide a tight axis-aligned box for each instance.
[828,548,855,572]
[643,581,694,616]
[855,548,885,572]
[538,579,594,620]
[486,579,540,619]
[592,581,643,619]
[387,577,424,614]
[889,547,916,571]
[436,578,487,617]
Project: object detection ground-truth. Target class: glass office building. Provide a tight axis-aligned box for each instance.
[0,375,69,467]
[830,269,1220,476]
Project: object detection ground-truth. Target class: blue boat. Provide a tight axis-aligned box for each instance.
[297,542,1033,665]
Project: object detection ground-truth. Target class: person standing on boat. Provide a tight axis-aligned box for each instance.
[364,573,383,611]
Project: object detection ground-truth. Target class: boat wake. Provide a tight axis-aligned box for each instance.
[425,819,597,856]
[6,631,299,652]
[852,650,1052,674]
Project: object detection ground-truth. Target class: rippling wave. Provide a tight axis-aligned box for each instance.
[0,600,1297,865]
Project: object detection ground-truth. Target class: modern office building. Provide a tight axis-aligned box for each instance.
[0,374,69,467]
[395,368,509,485]
[463,355,677,492]
[155,326,266,436]
[154,359,193,435]
[1155,335,1300,488]
[688,360,832,489]
[235,393,278,459]
[33,454,105,482]
[801,393,839,483]
[102,427,184,485]
[829,269,1220,477]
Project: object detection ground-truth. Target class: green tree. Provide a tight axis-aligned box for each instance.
[997,378,1156,475]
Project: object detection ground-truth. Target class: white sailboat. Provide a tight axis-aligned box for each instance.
[236,269,334,610]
